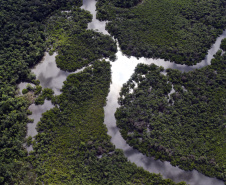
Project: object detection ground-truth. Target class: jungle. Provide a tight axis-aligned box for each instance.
[29,60,184,185]
[115,43,226,182]
[0,0,187,184]
[96,0,226,65]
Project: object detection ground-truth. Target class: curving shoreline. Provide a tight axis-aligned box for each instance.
[82,0,225,184]
[18,0,226,184]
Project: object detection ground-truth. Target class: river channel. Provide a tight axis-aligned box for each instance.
[18,0,226,184]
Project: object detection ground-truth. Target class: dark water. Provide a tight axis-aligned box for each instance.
[17,1,226,184]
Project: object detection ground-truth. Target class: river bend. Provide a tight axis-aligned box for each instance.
[18,0,226,184]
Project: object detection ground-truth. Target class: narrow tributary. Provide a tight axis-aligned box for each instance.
[18,0,226,184]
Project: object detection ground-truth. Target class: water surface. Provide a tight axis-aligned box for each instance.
[82,0,225,184]
[18,53,83,140]
[18,1,226,184]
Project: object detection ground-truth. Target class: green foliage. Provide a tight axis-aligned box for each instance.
[27,109,32,115]
[26,84,34,91]
[34,85,42,95]
[30,61,183,185]
[97,0,226,65]
[112,0,142,8]
[22,88,29,94]
[220,38,226,51]
[0,1,117,183]
[46,8,117,72]
[0,0,82,184]
[116,51,226,182]
[27,136,33,147]
[0,95,33,184]
[35,88,54,105]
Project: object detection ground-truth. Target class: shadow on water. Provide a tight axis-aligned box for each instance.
[17,0,226,184]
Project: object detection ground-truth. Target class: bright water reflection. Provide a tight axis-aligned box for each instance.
[82,0,226,184]
[17,0,226,184]
[18,53,84,141]
[81,0,109,35]
[104,49,225,185]
[18,53,69,145]
[25,100,54,152]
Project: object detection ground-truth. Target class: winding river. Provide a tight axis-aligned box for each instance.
[18,0,226,184]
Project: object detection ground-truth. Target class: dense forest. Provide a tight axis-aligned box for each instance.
[115,43,226,182]
[221,38,226,51]
[46,8,117,72]
[96,0,226,65]
[110,0,142,8]
[0,0,186,184]
[27,61,185,185]
[0,0,82,184]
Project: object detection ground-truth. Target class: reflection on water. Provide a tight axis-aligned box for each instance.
[81,0,109,35]
[18,53,69,151]
[18,53,70,96]
[17,0,226,184]
[32,52,71,95]
[18,53,84,145]
[26,100,54,152]
[81,0,226,184]
[104,49,225,184]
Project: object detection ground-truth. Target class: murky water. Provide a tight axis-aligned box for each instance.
[18,0,226,184]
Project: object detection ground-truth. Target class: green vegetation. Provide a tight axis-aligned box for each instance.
[116,46,226,182]
[35,88,54,105]
[0,0,186,184]
[0,0,115,183]
[0,0,82,184]
[29,61,184,185]
[0,94,35,184]
[46,8,117,72]
[21,84,54,105]
[34,85,42,95]
[221,38,226,51]
[111,0,142,8]
[27,136,33,147]
[2,0,225,184]
[97,0,226,65]
[22,88,29,94]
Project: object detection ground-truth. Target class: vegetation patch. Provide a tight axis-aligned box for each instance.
[116,47,226,182]
[111,0,142,8]
[0,0,83,183]
[35,88,54,105]
[29,61,185,185]
[46,8,117,72]
[220,38,226,51]
[0,0,185,183]
[97,0,226,65]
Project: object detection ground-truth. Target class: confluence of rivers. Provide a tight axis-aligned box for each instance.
[18,0,226,184]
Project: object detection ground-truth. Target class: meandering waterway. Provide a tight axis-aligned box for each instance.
[18,0,226,184]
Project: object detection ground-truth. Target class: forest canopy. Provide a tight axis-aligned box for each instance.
[111,0,142,8]
[96,0,226,65]
[46,8,117,72]
[116,45,226,182]
[29,61,185,185]
[0,0,83,184]
[220,38,226,51]
[0,0,185,184]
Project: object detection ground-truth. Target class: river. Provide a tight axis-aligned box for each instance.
[18,0,226,184]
